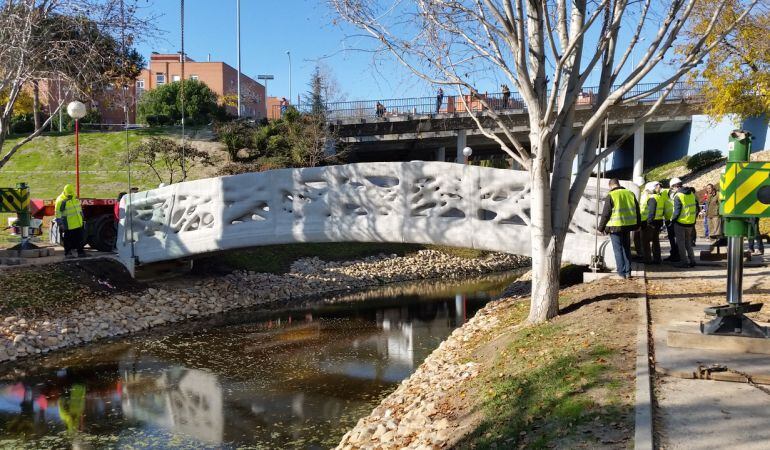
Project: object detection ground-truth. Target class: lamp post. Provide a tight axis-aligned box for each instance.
[462,146,473,165]
[236,0,242,117]
[257,74,274,118]
[286,50,292,104]
[67,101,87,197]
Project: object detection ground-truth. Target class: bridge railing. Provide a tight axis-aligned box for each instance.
[273,80,705,121]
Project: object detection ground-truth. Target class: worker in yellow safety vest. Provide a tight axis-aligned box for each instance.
[668,177,697,268]
[598,178,641,279]
[659,186,680,262]
[640,181,665,264]
[54,184,86,258]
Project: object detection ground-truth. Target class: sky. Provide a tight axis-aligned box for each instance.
[133,1,681,104]
[134,0,427,103]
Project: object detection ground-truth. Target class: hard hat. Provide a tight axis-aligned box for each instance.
[645,181,660,192]
[670,177,683,187]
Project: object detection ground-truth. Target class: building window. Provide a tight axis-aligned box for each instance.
[156,73,165,85]
[190,74,199,81]
[136,80,145,89]
[172,75,180,82]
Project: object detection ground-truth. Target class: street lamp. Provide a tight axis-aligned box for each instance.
[257,74,274,117]
[67,101,87,197]
[462,146,473,165]
[286,50,292,104]
[236,0,242,117]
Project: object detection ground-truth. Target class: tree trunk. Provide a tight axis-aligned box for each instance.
[32,80,41,131]
[527,154,563,323]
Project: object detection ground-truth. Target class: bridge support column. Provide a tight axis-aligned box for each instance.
[455,130,467,164]
[633,123,645,186]
[324,137,337,156]
[435,146,446,162]
[573,142,586,176]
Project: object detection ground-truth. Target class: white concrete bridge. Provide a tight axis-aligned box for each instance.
[116,162,636,272]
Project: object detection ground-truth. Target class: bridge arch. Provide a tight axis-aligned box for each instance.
[117,162,636,273]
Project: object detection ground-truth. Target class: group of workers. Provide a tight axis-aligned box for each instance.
[598,177,700,279]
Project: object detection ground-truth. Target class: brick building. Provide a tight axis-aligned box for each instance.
[136,53,266,120]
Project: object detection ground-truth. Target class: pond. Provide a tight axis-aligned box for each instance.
[0,271,522,449]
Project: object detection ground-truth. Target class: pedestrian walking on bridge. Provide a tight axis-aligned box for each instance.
[435,87,444,114]
[598,179,641,279]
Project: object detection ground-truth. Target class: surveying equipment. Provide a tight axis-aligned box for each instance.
[702,130,769,338]
[0,183,35,250]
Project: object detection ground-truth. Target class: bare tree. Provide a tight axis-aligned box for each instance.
[0,0,154,169]
[129,137,213,185]
[330,0,758,323]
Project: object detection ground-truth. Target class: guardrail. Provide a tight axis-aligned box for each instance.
[272,80,706,122]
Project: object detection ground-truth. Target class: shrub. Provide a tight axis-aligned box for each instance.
[686,150,725,172]
[9,114,36,134]
[215,120,255,161]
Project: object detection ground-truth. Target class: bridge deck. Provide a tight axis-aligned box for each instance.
[117,162,636,273]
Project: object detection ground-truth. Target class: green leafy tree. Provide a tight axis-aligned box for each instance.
[137,80,224,126]
[306,66,327,116]
[685,2,770,121]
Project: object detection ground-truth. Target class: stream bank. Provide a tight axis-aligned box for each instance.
[0,250,528,363]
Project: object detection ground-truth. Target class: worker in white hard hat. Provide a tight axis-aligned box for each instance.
[640,181,665,264]
[668,177,698,267]
[661,179,679,262]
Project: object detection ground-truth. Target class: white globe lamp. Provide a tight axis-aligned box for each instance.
[67,101,87,120]
[462,146,473,157]
[67,101,87,197]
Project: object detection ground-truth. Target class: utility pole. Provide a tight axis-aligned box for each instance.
[286,50,292,104]
[180,0,186,180]
[236,0,242,117]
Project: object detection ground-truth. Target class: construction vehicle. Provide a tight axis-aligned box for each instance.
[31,197,118,252]
[703,129,769,338]
[2,184,118,253]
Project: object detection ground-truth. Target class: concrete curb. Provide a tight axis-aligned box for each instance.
[634,262,654,450]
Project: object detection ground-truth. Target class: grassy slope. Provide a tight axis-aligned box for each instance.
[0,127,220,246]
[643,156,689,183]
[456,278,637,449]
[0,127,216,199]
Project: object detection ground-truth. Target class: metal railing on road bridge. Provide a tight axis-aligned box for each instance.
[274,80,705,122]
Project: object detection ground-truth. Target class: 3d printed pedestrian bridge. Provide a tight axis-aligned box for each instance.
[116,162,635,271]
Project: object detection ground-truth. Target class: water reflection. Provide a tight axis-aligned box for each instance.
[0,271,520,449]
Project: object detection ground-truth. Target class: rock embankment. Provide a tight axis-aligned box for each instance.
[0,250,528,363]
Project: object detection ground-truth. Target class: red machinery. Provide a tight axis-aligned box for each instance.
[30,197,118,252]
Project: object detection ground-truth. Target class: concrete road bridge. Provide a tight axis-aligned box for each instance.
[116,162,636,274]
[290,80,706,185]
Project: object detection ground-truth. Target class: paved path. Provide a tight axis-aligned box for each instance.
[646,238,770,449]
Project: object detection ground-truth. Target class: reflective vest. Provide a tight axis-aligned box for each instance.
[641,192,665,221]
[675,191,697,225]
[607,188,638,227]
[54,194,84,231]
[660,188,674,220]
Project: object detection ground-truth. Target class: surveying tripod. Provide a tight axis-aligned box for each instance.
[702,130,769,338]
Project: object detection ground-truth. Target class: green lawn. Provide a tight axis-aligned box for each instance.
[0,126,219,200]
